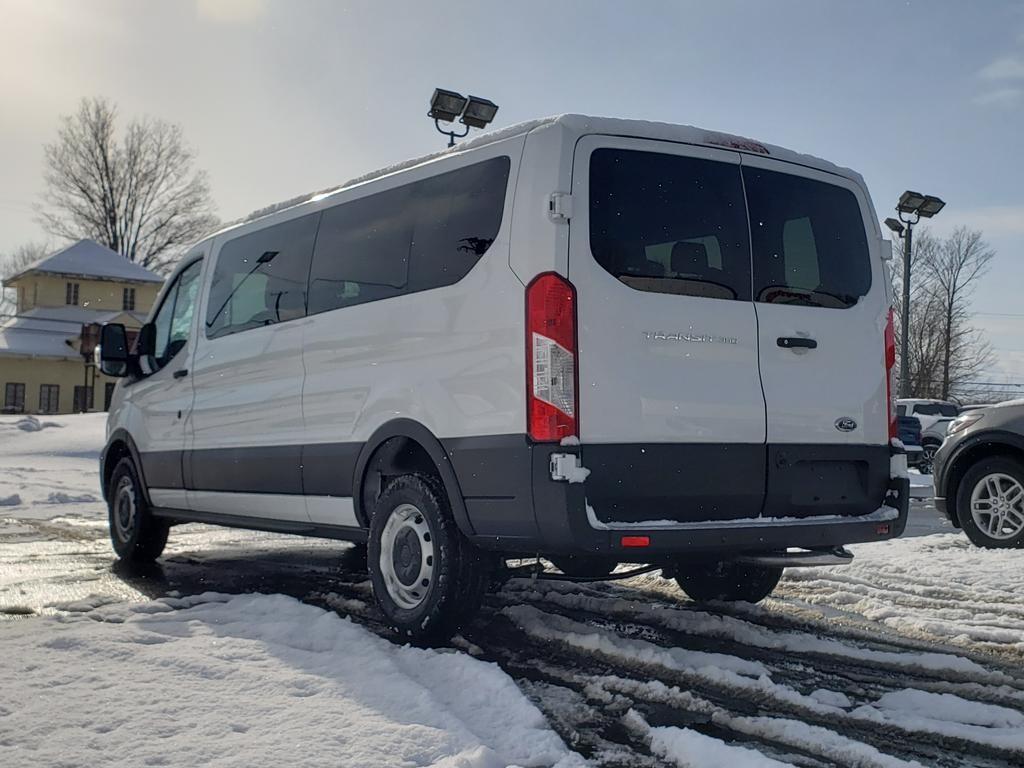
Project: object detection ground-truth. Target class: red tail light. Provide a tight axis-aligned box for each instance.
[526,272,578,442]
[884,308,897,440]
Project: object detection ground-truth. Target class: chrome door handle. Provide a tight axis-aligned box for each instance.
[777,337,817,349]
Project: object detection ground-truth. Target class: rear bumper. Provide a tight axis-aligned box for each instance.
[446,436,910,559]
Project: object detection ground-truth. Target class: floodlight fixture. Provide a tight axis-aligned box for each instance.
[884,218,905,236]
[897,190,927,215]
[917,195,946,218]
[428,88,469,123]
[429,87,499,147]
[460,96,499,129]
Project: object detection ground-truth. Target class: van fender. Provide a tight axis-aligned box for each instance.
[352,419,473,536]
[101,429,151,506]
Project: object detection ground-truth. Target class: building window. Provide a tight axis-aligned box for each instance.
[73,385,94,413]
[3,383,26,414]
[123,287,136,311]
[39,384,60,414]
[66,282,80,305]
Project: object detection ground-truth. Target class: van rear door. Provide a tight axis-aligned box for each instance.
[568,136,766,526]
[741,156,890,518]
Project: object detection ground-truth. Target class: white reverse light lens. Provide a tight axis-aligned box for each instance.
[532,333,575,417]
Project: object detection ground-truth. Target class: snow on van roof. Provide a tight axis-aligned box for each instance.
[221,114,864,236]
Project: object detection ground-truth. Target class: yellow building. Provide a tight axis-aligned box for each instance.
[0,240,163,414]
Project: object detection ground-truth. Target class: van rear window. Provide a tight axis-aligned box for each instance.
[744,168,871,309]
[589,149,751,301]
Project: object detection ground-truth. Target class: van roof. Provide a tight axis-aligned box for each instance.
[212,114,866,240]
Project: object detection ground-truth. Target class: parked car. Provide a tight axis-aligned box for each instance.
[96,115,910,639]
[898,415,925,467]
[897,399,959,473]
[934,401,1024,548]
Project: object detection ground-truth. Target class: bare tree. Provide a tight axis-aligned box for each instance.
[892,227,995,399]
[920,227,995,398]
[37,98,218,273]
[0,242,51,316]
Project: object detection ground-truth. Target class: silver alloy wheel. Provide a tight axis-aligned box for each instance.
[920,445,938,474]
[378,503,435,609]
[113,475,137,542]
[970,472,1024,540]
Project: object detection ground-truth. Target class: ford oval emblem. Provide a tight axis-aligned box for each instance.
[835,417,857,432]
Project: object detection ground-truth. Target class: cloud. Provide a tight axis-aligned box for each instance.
[195,0,267,24]
[979,55,1024,80]
[974,87,1023,107]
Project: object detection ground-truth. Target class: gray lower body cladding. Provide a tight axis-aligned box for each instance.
[129,435,907,558]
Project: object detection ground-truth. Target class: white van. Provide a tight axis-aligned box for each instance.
[98,115,910,638]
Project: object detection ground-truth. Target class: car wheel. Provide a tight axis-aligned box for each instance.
[368,473,490,640]
[549,554,618,578]
[955,456,1024,548]
[919,442,940,474]
[107,457,169,562]
[675,561,783,603]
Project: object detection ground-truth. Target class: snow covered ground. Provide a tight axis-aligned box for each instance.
[2,414,1023,767]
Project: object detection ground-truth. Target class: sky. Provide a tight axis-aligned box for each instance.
[1,0,1023,387]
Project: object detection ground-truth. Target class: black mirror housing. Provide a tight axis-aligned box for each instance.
[99,323,130,377]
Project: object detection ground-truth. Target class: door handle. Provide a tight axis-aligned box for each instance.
[777,336,817,350]
[173,368,189,379]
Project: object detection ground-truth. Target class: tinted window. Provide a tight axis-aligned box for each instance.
[589,149,751,301]
[206,213,318,339]
[914,403,959,417]
[308,156,510,314]
[744,168,871,309]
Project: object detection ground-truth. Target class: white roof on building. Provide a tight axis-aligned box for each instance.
[6,240,164,284]
[0,307,145,360]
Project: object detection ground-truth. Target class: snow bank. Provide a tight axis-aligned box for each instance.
[0,413,107,521]
[0,592,582,768]
[779,533,1024,656]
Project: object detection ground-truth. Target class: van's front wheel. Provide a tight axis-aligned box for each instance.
[107,457,169,562]
[368,474,489,640]
[674,561,783,604]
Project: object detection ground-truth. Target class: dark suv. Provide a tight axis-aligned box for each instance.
[934,402,1024,548]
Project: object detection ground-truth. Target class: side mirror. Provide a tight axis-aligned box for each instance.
[99,323,130,377]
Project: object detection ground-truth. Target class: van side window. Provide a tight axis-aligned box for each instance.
[206,213,318,339]
[148,259,203,370]
[308,156,510,315]
[407,157,510,292]
[744,168,871,309]
[308,185,412,314]
[589,149,751,301]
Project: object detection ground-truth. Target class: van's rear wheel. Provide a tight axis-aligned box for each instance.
[368,474,489,640]
[674,561,783,604]
[107,457,169,563]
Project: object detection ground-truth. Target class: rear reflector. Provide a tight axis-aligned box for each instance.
[620,535,650,548]
[526,272,578,442]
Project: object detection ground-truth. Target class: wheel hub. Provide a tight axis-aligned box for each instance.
[379,503,435,609]
[113,476,137,541]
[970,472,1024,540]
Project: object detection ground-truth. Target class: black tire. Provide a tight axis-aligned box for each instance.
[367,473,490,640]
[550,554,618,578]
[107,457,169,562]
[955,455,1024,549]
[675,561,783,603]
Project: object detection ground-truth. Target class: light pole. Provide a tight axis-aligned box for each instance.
[428,88,499,147]
[886,191,945,398]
